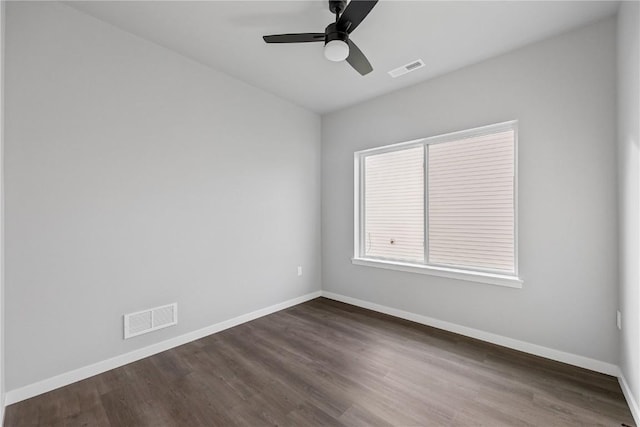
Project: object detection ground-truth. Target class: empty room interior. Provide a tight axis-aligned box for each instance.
[0,0,639,425]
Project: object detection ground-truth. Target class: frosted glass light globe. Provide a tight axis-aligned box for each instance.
[324,40,349,62]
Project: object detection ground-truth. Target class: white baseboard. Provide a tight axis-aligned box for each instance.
[619,372,640,426]
[5,291,322,406]
[3,289,629,415]
[321,291,619,377]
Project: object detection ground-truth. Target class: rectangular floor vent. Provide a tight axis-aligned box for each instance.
[124,303,178,339]
[388,59,425,78]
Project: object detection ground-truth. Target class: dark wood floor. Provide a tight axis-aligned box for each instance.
[5,297,635,426]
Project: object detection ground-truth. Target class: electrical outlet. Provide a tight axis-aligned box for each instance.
[297,266,303,276]
[617,310,622,330]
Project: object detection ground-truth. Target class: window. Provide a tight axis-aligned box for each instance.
[354,121,520,287]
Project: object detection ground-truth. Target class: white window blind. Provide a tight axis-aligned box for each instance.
[364,146,424,262]
[428,130,515,273]
[356,122,517,278]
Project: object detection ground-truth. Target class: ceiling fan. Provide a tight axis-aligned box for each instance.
[262,0,378,76]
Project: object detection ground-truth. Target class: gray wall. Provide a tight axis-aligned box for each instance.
[0,0,5,413]
[4,2,321,391]
[322,18,618,364]
[618,0,640,407]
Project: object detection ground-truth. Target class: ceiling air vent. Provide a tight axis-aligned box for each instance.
[388,59,425,78]
[124,303,178,339]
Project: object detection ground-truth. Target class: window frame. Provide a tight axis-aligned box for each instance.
[353,121,522,288]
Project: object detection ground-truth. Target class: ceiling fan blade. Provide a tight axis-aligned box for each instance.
[337,0,378,34]
[263,33,325,43]
[346,40,373,76]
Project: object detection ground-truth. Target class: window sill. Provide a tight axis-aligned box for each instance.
[351,258,523,289]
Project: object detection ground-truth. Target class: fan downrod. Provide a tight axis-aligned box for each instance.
[328,0,347,15]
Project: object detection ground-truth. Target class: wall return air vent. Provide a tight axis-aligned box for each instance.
[124,303,177,339]
[388,59,425,78]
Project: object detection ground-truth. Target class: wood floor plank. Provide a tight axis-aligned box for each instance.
[4,297,636,426]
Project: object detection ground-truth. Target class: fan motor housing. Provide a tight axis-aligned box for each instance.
[325,23,348,45]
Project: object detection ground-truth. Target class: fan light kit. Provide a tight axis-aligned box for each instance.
[324,40,349,62]
[263,0,378,76]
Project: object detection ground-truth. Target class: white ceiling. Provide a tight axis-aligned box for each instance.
[67,1,619,114]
